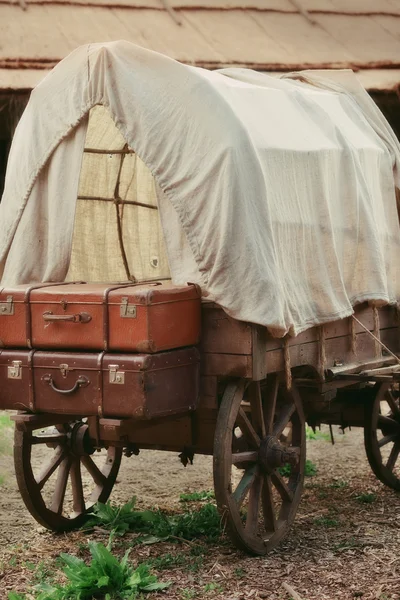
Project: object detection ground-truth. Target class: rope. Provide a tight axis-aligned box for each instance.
[318,325,327,378]
[372,305,382,358]
[283,337,292,390]
[351,315,400,365]
[350,316,357,356]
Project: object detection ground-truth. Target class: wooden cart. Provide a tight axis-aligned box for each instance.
[11,300,400,555]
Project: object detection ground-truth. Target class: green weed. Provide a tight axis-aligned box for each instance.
[8,594,26,600]
[234,567,246,578]
[12,541,171,600]
[306,426,330,441]
[86,497,221,543]
[314,516,339,528]
[204,582,223,593]
[147,553,187,570]
[278,459,317,478]
[181,588,197,600]
[180,491,215,502]
[356,493,376,504]
[329,480,348,489]
[305,460,318,476]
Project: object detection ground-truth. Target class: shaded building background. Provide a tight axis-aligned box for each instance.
[1,0,400,197]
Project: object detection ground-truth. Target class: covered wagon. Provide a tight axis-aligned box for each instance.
[0,41,399,554]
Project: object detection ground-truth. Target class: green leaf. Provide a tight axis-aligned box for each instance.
[97,575,110,588]
[140,582,171,592]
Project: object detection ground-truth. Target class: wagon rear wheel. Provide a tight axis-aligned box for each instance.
[213,375,305,555]
[365,382,400,490]
[14,418,122,531]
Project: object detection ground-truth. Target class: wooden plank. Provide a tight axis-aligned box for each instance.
[98,415,193,447]
[198,376,218,409]
[201,353,252,377]
[201,306,252,355]
[265,327,399,374]
[251,324,268,381]
[201,303,398,355]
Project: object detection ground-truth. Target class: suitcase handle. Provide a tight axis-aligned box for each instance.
[42,375,90,395]
[42,312,92,324]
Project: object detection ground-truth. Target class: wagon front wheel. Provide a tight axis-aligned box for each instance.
[364,382,400,490]
[213,376,305,555]
[14,418,122,531]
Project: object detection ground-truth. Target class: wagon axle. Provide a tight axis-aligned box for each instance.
[259,436,300,471]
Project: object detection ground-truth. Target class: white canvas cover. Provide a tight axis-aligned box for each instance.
[0,41,400,337]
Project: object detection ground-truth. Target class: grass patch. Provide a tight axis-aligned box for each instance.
[85,497,222,543]
[9,541,170,600]
[204,582,223,593]
[329,480,348,489]
[0,411,13,456]
[314,516,339,528]
[179,491,215,502]
[306,426,330,442]
[356,493,376,504]
[278,459,317,478]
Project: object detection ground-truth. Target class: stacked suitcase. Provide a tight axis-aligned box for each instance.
[0,282,201,419]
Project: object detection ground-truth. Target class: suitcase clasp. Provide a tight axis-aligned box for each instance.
[109,365,125,384]
[0,295,14,316]
[8,360,22,379]
[59,364,70,378]
[120,297,137,319]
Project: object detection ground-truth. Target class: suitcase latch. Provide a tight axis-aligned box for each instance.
[120,297,137,319]
[109,365,125,385]
[59,364,70,378]
[0,295,14,316]
[8,360,22,380]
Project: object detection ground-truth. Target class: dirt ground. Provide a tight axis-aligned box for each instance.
[1,422,400,600]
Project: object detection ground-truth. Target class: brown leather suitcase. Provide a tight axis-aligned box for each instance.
[0,282,81,349]
[0,347,200,419]
[0,281,201,352]
[0,350,35,411]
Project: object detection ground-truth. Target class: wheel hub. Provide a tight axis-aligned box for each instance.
[69,423,94,457]
[259,435,300,471]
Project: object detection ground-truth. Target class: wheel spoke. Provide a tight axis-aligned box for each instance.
[386,391,400,418]
[232,451,259,465]
[81,455,107,486]
[70,460,86,516]
[262,475,276,533]
[237,408,260,448]
[245,475,262,534]
[249,383,266,438]
[378,433,398,448]
[31,434,67,446]
[36,447,66,491]
[377,415,400,432]
[263,374,279,435]
[273,403,295,438]
[50,458,71,514]
[271,471,293,502]
[233,465,257,507]
[387,442,400,471]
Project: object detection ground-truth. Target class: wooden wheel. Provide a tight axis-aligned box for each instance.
[14,419,122,531]
[213,375,306,555]
[365,382,400,490]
